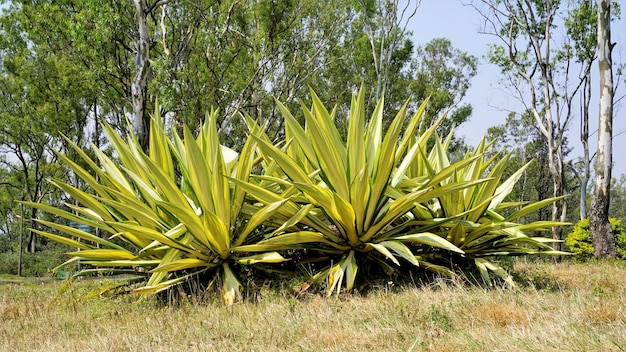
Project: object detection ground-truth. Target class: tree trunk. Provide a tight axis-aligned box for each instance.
[132,0,151,152]
[580,67,591,220]
[590,0,617,258]
[26,207,37,253]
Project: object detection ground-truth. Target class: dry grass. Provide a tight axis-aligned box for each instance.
[1,260,626,351]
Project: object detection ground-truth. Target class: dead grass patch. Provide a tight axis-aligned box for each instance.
[1,261,626,351]
[584,304,626,325]
[470,303,534,327]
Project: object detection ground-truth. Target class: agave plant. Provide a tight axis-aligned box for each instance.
[26,108,303,304]
[233,88,485,294]
[403,133,570,286]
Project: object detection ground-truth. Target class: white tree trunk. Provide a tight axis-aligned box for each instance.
[131,0,170,151]
[132,0,150,151]
[590,0,617,258]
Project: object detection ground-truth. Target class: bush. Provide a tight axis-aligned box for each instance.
[0,242,71,277]
[27,89,569,303]
[565,218,626,260]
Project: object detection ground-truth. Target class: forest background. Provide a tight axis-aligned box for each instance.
[0,0,624,275]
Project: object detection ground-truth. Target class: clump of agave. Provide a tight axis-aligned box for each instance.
[27,88,569,304]
[400,133,569,285]
[28,109,307,304]
[245,89,492,294]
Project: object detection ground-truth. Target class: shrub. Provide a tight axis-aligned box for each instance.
[27,108,301,304]
[0,242,72,277]
[395,134,570,286]
[27,88,570,303]
[246,89,470,294]
[565,218,626,260]
[249,88,569,290]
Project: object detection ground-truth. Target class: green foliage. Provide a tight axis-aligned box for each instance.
[0,241,71,277]
[401,129,570,286]
[247,88,468,295]
[29,88,568,303]
[411,37,477,147]
[27,108,301,305]
[486,111,554,224]
[609,176,626,222]
[565,218,626,260]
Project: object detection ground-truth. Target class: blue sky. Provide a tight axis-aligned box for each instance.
[409,0,626,177]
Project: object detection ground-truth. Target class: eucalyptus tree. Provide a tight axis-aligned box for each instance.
[131,0,171,151]
[470,0,593,249]
[410,37,477,149]
[565,0,597,220]
[564,0,621,221]
[357,0,420,102]
[591,0,617,258]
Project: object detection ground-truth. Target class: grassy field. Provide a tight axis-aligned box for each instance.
[1,260,625,352]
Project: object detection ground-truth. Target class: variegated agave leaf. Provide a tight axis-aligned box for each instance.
[28,106,297,304]
[406,134,571,286]
[252,88,471,295]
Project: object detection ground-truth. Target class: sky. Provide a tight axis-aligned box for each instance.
[408,0,626,177]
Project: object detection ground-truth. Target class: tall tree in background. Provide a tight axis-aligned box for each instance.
[590,0,617,258]
[472,0,589,249]
[411,37,477,148]
[565,0,597,220]
[0,5,85,252]
[357,0,419,102]
[131,0,171,151]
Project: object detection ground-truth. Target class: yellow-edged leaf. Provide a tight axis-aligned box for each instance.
[222,263,242,305]
[80,259,160,267]
[394,233,464,254]
[379,240,420,266]
[235,231,349,252]
[29,229,92,250]
[67,249,135,260]
[235,199,289,247]
[342,250,358,291]
[366,242,400,266]
[34,219,123,249]
[236,252,286,265]
[150,258,216,273]
[347,88,366,186]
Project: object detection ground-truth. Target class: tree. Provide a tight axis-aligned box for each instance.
[411,37,477,148]
[487,111,553,224]
[0,1,108,252]
[471,0,589,249]
[131,0,171,151]
[590,0,617,258]
[357,0,419,102]
[565,0,621,221]
[565,0,597,220]
[148,0,358,147]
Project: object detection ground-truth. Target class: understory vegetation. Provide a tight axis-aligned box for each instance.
[566,218,626,260]
[25,89,569,304]
[1,261,625,351]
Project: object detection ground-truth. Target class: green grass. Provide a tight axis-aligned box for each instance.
[2,260,626,351]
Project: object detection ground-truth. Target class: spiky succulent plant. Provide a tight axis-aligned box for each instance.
[27,109,305,304]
